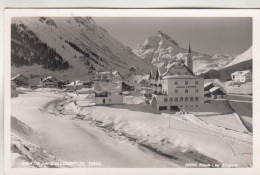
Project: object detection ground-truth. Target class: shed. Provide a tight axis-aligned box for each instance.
[40,76,59,88]
[209,87,226,99]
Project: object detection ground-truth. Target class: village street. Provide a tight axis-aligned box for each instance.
[11,89,179,168]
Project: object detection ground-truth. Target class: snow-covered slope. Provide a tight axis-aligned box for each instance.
[133,31,236,74]
[223,46,252,68]
[11,17,153,81]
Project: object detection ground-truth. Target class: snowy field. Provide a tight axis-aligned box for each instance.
[10,88,252,168]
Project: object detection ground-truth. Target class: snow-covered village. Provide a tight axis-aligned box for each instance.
[10,17,252,168]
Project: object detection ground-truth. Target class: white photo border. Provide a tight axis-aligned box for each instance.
[4,8,260,175]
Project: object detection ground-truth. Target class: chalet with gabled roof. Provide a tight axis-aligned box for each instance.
[11,74,29,87]
[231,70,252,82]
[39,76,59,88]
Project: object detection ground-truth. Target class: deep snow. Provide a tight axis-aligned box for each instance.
[11,88,252,168]
[11,89,179,168]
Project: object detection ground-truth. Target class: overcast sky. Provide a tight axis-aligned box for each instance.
[93,17,252,56]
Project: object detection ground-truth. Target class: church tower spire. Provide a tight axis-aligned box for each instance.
[186,42,193,73]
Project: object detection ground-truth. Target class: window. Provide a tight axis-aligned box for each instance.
[109,99,112,102]
[195,97,199,101]
[175,89,178,93]
[109,92,111,95]
[195,81,198,85]
[169,97,173,102]
[164,98,168,102]
[195,105,198,107]
[180,97,183,102]
[119,92,122,95]
[190,97,194,102]
[195,89,198,93]
[175,97,178,102]
[185,97,189,102]
[185,81,188,85]
[175,81,178,85]
[185,89,188,93]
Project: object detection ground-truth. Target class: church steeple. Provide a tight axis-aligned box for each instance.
[188,42,192,53]
[186,42,193,73]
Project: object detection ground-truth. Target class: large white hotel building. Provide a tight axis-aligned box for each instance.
[149,44,204,111]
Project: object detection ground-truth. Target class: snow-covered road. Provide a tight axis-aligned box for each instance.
[11,88,253,168]
[11,90,178,168]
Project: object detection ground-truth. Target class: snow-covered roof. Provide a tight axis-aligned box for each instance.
[94,82,121,92]
[139,79,149,83]
[231,70,252,76]
[162,75,201,80]
[123,81,141,87]
[112,70,124,80]
[112,71,118,75]
[42,76,57,82]
[209,86,225,95]
[209,87,219,93]
[11,74,28,80]
[65,80,83,86]
[204,82,214,88]
[161,62,194,77]
[129,66,136,70]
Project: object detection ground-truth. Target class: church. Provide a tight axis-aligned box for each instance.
[149,44,204,111]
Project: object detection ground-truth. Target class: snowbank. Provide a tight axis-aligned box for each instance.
[71,104,252,167]
[11,89,179,168]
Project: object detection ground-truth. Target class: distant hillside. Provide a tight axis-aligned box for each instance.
[11,17,154,81]
[219,59,252,75]
[199,46,252,80]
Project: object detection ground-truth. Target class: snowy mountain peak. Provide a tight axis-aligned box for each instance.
[133,31,242,74]
[133,31,188,68]
[157,31,179,47]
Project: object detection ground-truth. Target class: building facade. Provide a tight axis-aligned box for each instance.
[149,44,204,111]
[151,75,204,110]
[94,76,123,105]
[231,70,252,82]
[95,91,123,105]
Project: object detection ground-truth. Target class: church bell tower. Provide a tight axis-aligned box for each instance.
[186,42,193,73]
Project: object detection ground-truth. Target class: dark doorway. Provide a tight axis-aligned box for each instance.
[103,99,106,104]
[170,106,180,111]
[159,106,167,111]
